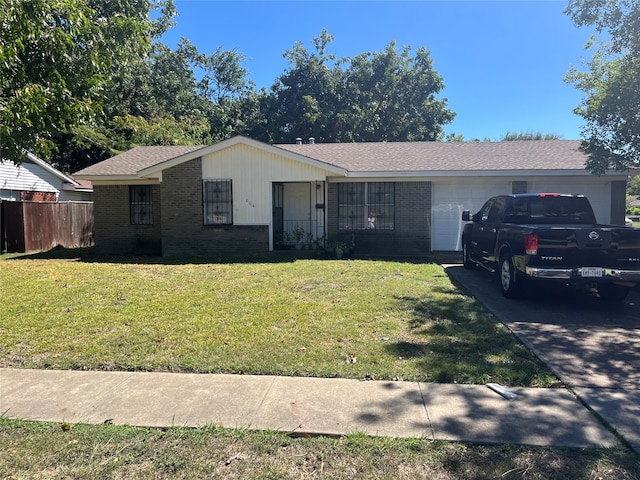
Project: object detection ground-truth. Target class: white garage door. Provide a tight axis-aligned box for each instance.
[431,180,511,251]
[527,180,611,224]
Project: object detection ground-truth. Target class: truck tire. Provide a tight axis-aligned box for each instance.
[462,240,475,269]
[499,253,524,298]
[598,283,630,302]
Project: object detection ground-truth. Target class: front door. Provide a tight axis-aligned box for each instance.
[273,183,284,248]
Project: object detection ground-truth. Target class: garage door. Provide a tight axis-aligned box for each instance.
[431,180,511,251]
[527,180,611,224]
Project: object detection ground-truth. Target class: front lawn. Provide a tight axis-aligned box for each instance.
[4,253,638,479]
[0,254,555,386]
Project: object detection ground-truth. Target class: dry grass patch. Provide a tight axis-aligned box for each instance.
[1,419,638,479]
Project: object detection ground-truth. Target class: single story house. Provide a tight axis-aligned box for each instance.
[1,152,93,202]
[73,136,628,257]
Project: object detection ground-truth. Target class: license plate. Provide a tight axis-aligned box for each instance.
[581,267,603,278]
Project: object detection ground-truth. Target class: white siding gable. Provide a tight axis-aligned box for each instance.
[201,143,332,225]
[0,160,60,199]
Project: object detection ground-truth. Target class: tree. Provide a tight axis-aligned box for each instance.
[627,174,640,196]
[189,40,257,142]
[110,114,211,147]
[267,30,344,143]
[445,133,466,142]
[264,31,455,144]
[0,0,175,164]
[566,0,640,55]
[47,32,259,172]
[501,131,563,141]
[339,42,454,142]
[565,0,640,174]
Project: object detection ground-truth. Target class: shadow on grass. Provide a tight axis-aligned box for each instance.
[385,292,556,386]
[3,246,437,266]
[2,246,295,265]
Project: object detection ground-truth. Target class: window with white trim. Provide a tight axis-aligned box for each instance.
[129,185,153,225]
[203,179,233,225]
[338,182,395,230]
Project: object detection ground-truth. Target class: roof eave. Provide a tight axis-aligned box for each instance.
[74,175,160,184]
[61,184,94,192]
[343,169,617,178]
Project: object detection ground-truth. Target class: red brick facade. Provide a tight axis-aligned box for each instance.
[92,184,162,255]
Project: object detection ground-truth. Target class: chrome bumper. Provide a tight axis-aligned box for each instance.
[525,266,640,282]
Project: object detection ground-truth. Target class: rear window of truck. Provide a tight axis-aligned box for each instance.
[503,196,596,224]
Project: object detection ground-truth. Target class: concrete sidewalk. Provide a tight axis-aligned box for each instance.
[0,368,619,448]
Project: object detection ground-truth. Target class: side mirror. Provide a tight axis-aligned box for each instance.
[462,210,472,222]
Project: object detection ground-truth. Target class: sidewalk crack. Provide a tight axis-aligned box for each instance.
[417,382,435,441]
[247,374,278,428]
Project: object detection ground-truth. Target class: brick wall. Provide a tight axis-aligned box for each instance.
[20,191,57,201]
[160,158,269,257]
[92,184,162,254]
[328,181,432,256]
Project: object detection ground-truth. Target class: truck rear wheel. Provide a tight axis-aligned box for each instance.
[598,283,630,302]
[499,253,524,298]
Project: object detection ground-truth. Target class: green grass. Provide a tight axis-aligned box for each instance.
[0,253,555,386]
[1,418,638,479]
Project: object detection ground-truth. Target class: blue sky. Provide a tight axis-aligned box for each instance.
[160,0,595,141]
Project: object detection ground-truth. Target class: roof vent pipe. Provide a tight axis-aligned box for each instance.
[295,137,303,145]
[308,137,315,145]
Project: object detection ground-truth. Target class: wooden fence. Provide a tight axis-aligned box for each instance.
[1,201,94,253]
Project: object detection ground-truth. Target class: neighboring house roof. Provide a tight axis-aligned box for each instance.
[62,178,93,193]
[73,137,595,180]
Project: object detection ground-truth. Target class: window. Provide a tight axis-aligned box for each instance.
[1,189,19,201]
[479,197,504,223]
[203,180,233,225]
[338,182,394,230]
[129,185,153,225]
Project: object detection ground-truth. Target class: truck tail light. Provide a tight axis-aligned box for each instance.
[525,234,538,255]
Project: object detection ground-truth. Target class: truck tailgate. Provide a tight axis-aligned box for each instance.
[532,226,640,269]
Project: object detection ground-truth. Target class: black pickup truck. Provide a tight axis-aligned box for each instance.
[461,193,640,301]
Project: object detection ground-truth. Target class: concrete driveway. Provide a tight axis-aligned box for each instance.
[443,261,640,452]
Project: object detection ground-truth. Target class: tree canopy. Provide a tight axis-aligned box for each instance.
[265,31,455,144]
[0,0,176,164]
[565,0,640,174]
[501,131,563,141]
[627,174,640,196]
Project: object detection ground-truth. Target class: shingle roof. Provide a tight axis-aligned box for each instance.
[74,145,204,176]
[274,140,587,172]
[73,139,589,178]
